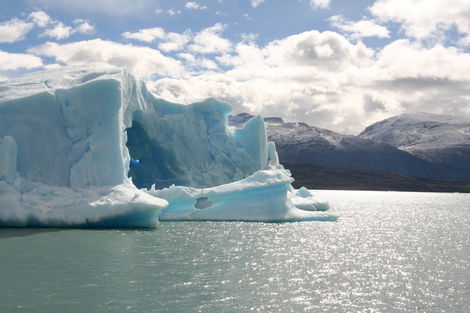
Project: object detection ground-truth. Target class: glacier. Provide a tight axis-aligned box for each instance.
[0,64,334,227]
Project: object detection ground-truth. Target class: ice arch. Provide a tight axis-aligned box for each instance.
[125,99,267,189]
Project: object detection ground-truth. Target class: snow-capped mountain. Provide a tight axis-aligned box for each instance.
[229,113,442,179]
[359,112,470,180]
[358,113,470,156]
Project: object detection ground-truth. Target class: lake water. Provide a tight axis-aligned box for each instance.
[1,190,469,313]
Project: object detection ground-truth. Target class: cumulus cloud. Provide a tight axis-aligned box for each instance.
[373,39,470,81]
[177,53,219,71]
[158,31,192,52]
[20,22,467,134]
[185,2,207,10]
[0,50,43,71]
[39,17,95,40]
[16,10,470,134]
[29,11,51,27]
[26,11,96,40]
[122,27,166,42]
[42,22,73,40]
[29,39,185,78]
[148,30,470,134]
[189,23,232,54]
[329,15,389,39]
[261,30,374,70]
[310,0,331,9]
[122,27,192,52]
[370,0,470,45]
[151,30,377,132]
[0,18,34,43]
[73,19,95,35]
[0,11,94,43]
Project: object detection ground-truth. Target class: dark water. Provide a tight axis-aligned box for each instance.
[1,190,469,313]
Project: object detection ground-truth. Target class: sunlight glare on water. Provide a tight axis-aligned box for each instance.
[0,190,469,313]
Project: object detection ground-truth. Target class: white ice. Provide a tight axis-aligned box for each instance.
[153,170,334,222]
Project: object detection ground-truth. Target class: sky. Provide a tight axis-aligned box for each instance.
[1,0,470,134]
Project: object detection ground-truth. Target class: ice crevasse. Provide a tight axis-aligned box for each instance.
[0,64,335,227]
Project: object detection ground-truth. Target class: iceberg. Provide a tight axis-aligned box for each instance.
[154,170,335,222]
[0,64,334,227]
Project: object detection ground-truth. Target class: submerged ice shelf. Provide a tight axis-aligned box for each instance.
[0,64,335,227]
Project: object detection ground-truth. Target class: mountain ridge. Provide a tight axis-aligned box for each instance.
[229,112,470,183]
[359,112,470,181]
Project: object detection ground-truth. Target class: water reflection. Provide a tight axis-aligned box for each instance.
[0,191,469,313]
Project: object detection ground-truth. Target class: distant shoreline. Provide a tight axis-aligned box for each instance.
[287,163,470,193]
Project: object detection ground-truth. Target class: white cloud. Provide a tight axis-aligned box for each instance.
[158,31,192,52]
[185,2,207,10]
[122,27,166,43]
[368,40,470,118]
[42,22,73,40]
[27,11,95,40]
[330,15,389,39]
[152,31,377,132]
[177,53,219,70]
[29,11,51,27]
[373,39,470,81]
[189,23,232,54]
[262,30,374,70]
[199,58,218,70]
[29,39,185,78]
[74,20,95,35]
[0,18,34,43]
[168,8,182,16]
[310,0,331,9]
[7,5,468,135]
[149,30,470,134]
[177,53,196,63]
[23,25,463,134]
[250,0,264,8]
[0,50,43,70]
[370,0,470,44]
[38,14,94,40]
[122,27,191,52]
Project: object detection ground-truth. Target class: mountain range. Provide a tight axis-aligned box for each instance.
[229,112,470,191]
[359,112,470,181]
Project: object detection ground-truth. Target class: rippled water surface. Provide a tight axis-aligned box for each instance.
[1,190,469,313]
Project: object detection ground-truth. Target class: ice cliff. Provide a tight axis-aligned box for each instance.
[0,64,333,227]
